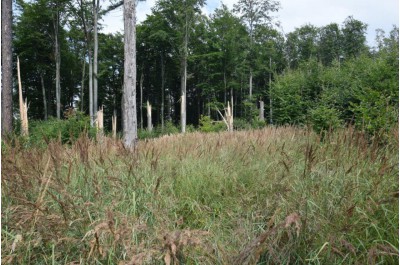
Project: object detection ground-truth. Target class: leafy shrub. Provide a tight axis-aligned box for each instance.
[199,115,226,133]
[138,128,159,139]
[29,112,96,146]
[233,118,252,130]
[251,119,266,129]
[350,88,398,135]
[309,106,342,133]
[163,121,179,135]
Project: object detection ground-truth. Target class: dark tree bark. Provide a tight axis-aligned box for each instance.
[1,0,13,134]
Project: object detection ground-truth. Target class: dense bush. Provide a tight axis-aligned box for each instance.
[28,111,96,146]
[199,115,226,132]
[272,50,399,134]
[309,105,342,133]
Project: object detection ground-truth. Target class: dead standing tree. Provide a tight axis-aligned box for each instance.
[217,101,234,132]
[17,57,29,136]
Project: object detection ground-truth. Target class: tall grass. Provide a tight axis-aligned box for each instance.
[2,126,398,264]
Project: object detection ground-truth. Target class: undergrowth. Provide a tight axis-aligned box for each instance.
[1,126,398,264]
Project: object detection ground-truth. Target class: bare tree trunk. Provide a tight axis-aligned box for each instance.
[140,72,143,129]
[249,70,253,99]
[122,0,138,148]
[231,87,234,119]
[17,57,29,136]
[81,58,85,112]
[161,54,165,130]
[1,0,13,134]
[223,71,227,104]
[167,91,172,122]
[269,57,273,125]
[112,111,117,139]
[180,14,188,133]
[40,74,48,120]
[88,50,94,126]
[54,8,61,119]
[259,100,264,121]
[147,100,152,132]
[180,57,187,133]
[93,0,99,119]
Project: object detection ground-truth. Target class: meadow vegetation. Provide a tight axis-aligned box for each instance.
[1,126,398,264]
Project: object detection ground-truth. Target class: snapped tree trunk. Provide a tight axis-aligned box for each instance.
[17,57,29,136]
[112,111,117,140]
[96,106,103,133]
[147,100,152,132]
[40,73,48,120]
[122,0,138,149]
[1,0,13,134]
[259,100,264,121]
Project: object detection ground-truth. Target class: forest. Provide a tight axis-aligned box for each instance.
[3,0,399,137]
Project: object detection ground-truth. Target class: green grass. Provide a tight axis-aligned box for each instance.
[2,126,398,264]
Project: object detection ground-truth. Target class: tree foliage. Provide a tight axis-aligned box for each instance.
[9,0,398,137]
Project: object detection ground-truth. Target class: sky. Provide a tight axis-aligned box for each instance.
[102,0,399,47]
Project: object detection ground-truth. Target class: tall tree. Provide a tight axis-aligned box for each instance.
[54,0,61,118]
[122,0,138,148]
[234,0,279,99]
[93,0,100,120]
[341,16,368,58]
[285,24,319,68]
[318,23,342,66]
[1,0,13,134]
[155,0,205,133]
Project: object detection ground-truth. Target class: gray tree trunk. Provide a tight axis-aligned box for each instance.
[259,100,264,121]
[40,74,48,120]
[1,0,13,134]
[269,57,273,124]
[81,58,85,112]
[249,70,253,99]
[123,0,138,148]
[180,14,188,133]
[180,57,187,133]
[140,72,143,129]
[147,100,152,132]
[88,50,94,126]
[161,54,165,130]
[93,0,99,118]
[54,9,61,119]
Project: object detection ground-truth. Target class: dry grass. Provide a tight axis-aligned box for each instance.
[2,126,398,264]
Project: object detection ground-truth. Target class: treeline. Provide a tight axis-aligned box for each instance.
[12,0,399,134]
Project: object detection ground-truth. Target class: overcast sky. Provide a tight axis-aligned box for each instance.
[102,0,399,47]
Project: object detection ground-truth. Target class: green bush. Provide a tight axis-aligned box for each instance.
[199,115,226,133]
[309,106,342,133]
[251,119,266,129]
[233,118,252,130]
[163,121,179,135]
[29,112,96,146]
